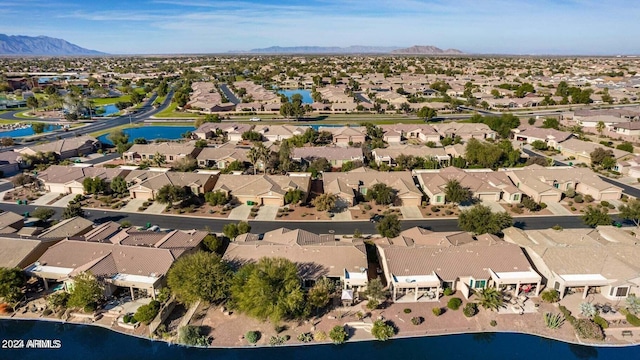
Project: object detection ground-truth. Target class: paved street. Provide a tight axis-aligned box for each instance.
[1,202,619,235]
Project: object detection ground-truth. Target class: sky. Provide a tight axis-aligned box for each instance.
[1,0,639,55]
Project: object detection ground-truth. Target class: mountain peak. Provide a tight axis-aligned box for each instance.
[391,45,463,55]
[0,34,106,55]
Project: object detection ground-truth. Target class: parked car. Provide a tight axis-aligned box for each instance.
[249,117,261,122]
[370,214,383,223]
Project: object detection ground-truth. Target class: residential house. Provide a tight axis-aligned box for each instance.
[224,228,368,290]
[380,124,441,144]
[505,165,622,203]
[123,143,199,164]
[377,227,541,302]
[322,169,423,207]
[0,211,24,234]
[212,173,311,206]
[192,123,252,141]
[433,123,496,142]
[292,146,364,168]
[557,138,632,165]
[0,151,21,176]
[319,126,367,146]
[127,171,218,200]
[256,125,310,142]
[504,226,640,300]
[0,236,61,269]
[37,165,128,194]
[37,216,95,240]
[512,127,573,148]
[609,121,640,137]
[15,136,100,160]
[196,146,250,169]
[415,167,522,205]
[27,228,205,298]
[372,145,450,166]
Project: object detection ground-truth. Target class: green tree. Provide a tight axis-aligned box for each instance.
[590,147,614,166]
[444,179,472,204]
[307,277,335,312]
[308,157,331,177]
[134,300,160,324]
[195,114,221,128]
[0,267,25,304]
[202,234,223,253]
[284,189,304,205]
[62,202,84,219]
[27,96,39,110]
[376,214,401,238]
[531,140,549,151]
[167,251,231,304]
[130,91,143,105]
[366,183,396,205]
[82,177,107,195]
[67,272,104,312]
[237,221,251,234]
[329,325,348,344]
[417,106,437,120]
[458,205,513,235]
[371,320,395,341]
[204,191,229,206]
[619,199,640,227]
[31,207,55,221]
[363,278,386,303]
[595,121,605,137]
[542,118,560,130]
[581,206,612,227]
[248,143,269,174]
[616,142,634,153]
[31,122,46,134]
[152,152,166,167]
[230,257,305,323]
[171,157,197,172]
[110,176,128,195]
[222,223,239,239]
[312,193,336,212]
[476,287,505,311]
[155,184,188,204]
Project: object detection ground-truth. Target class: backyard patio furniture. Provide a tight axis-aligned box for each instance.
[622,330,633,337]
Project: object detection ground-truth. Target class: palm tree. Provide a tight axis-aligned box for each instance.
[248,144,262,175]
[476,287,505,311]
[152,152,166,167]
[596,121,605,137]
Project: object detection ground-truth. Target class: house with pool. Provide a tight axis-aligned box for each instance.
[503,226,640,301]
[376,227,542,302]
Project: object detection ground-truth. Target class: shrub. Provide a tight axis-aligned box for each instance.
[178,325,209,346]
[463,302,478,317]
[364,204,372,211]
[574,319,604,340]
[371,320,395,341]
[403,308,412,314]
[297,332,313,343]
[269,335,287,346]
[366,298,380,310]
[447,297,462,310]
[411,316,423,325]
[245,330,260,344]
[601,201,610,208]
[432,307,442,316]
[134,300,160,324]
[593,315,608,329]
[544,312,565,329]
[584,194,594,203]
[627,313,640,327]
[551,224,563,231]
[574,195,584,203]
[43,309,53,316]
[541,289,560,303]
[431,206,440,212]
[443,288,454,296]
[313,331,327,342]
[329,325,348,344]
[490,320,497,327]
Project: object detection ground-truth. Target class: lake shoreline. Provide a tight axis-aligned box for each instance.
[2,313,637,350]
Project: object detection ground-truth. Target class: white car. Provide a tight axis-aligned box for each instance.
[249,117,261,122]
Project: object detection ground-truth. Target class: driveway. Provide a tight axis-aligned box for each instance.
[255,205,279,221]
[400,206,424,219]
[144,201,167,214]
[332,208,352,221]
[51,193,77,208]
[31,192,63,206]
[120,198,146,213]
[228,204,252,220]
[544,202,573,215]
[479,200,506,213]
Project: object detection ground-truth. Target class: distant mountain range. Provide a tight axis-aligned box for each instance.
[238,45,463,55]
[0,34,105,55]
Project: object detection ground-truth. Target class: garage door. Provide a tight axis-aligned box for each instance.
[262,197,282,206]
[600,192,621,200]
[132,191,153,200]
[70,186,84,194]
[400,197,422,206]
[477,193,498,202]
[539,193,560,204]
[48,184,67,193]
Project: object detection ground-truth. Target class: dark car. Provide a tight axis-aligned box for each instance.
[370,214,383,223]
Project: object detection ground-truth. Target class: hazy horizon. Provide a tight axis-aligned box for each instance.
[1,0,639,55]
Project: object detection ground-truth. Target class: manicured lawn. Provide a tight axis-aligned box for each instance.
[153,102,200,118]
[92,95,131,106]
[153,95,166,105]
[13,111,36,119]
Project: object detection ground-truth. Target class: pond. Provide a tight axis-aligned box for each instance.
[94,104,120,117]
[1,319,637,360]
[0,124,62,138]
[278,89,314,104]
[98,126,196,145]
